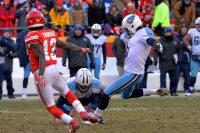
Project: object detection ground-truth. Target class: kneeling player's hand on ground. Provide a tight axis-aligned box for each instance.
[84,106,94,113]
[80,111,100,123]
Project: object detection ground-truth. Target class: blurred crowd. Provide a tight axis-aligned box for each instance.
[0,0,200,99]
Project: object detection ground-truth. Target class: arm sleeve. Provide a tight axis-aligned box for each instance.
[146,38,158,46]
[102,43,106,64]
[62,48,68,64]
[112,39,117,57]
[87,38,95,63]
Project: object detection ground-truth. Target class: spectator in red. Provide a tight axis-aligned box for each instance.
[123,2,142,18]
[139,0,153,11]
[0,0,15,35]
[142,3,153,27]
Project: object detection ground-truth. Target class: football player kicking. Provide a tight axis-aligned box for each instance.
[93,14,168,119]
[55,68,106,124]
[24,10,99,133]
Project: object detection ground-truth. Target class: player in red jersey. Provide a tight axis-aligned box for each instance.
[24,9,99,133]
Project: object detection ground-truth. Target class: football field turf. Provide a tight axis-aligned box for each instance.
[1,96,200,133]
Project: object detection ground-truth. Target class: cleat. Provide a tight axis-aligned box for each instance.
[157,88,169,96]
[99,116,106,124]
[185,92,194,96]
[80,112,100,124]
[21,93,27,100]
[69,118,80,133]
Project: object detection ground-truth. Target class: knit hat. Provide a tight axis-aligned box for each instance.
[3,0,10,4]
[164,27,172,32]
[57,0,63,6]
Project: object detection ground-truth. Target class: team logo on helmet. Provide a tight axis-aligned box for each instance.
[127,15,135,24]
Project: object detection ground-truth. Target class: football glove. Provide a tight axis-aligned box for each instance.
[36,75,45,87]
[156,42,163,53]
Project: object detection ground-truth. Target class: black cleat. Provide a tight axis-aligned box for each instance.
[99,116,106,124]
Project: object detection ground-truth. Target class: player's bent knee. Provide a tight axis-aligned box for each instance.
[98,93,111,110]
[131,89,143,98]
[47,105,64,119]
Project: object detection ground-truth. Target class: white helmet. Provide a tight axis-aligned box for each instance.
[91,23,102,37]
[76,68,93,87]
[122,14,143,35]
[195,17,200,25]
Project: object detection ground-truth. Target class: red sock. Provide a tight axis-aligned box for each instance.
[47,105,64,119]
[65,91,78,104]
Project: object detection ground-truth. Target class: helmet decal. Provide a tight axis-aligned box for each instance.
[127,15,135,25]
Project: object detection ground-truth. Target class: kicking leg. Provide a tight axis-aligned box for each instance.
[94,73,142,117]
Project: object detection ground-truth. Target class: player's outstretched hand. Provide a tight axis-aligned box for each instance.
[156,42,163,53]
[82,48,91,53]
[80,111,100,123]
[80,48,91,55]
[36,75,45,87]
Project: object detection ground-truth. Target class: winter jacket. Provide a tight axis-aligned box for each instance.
[16,29,30,67]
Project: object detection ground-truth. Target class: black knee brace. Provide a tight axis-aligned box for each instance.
[131,89,143,98]
[23,78,28,88]
[98,93,111,110]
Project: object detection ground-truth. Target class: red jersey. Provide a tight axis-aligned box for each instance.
[143,12,153,27]
[25,29,58,72]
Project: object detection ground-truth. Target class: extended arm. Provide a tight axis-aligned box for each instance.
[146,38,163,53]
[56,40,82,52]
[30,44,46,76]
[102,43,107,64]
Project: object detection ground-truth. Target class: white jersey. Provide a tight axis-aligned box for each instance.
[66,77,102,99]
[124,27,154,74]
[188,28,200,55]
[86,34,107,57]
[120,32,131,45]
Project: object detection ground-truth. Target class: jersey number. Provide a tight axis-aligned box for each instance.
[43,38,56,61]
[194,36,200,46]
[94,45,101,54]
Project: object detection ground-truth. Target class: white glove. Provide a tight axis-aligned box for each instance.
[156,42,163,53]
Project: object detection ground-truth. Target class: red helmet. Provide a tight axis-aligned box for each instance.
[25,9,45,28]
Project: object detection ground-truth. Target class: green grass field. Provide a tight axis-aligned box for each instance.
[1,96,200,133]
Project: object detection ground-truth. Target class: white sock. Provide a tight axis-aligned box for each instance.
[22,88,27,94]
[72,100,85,113]
[94,107,102,117]
[190,87,194,91]
[143,88,157,96]
[60,114,73,124]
